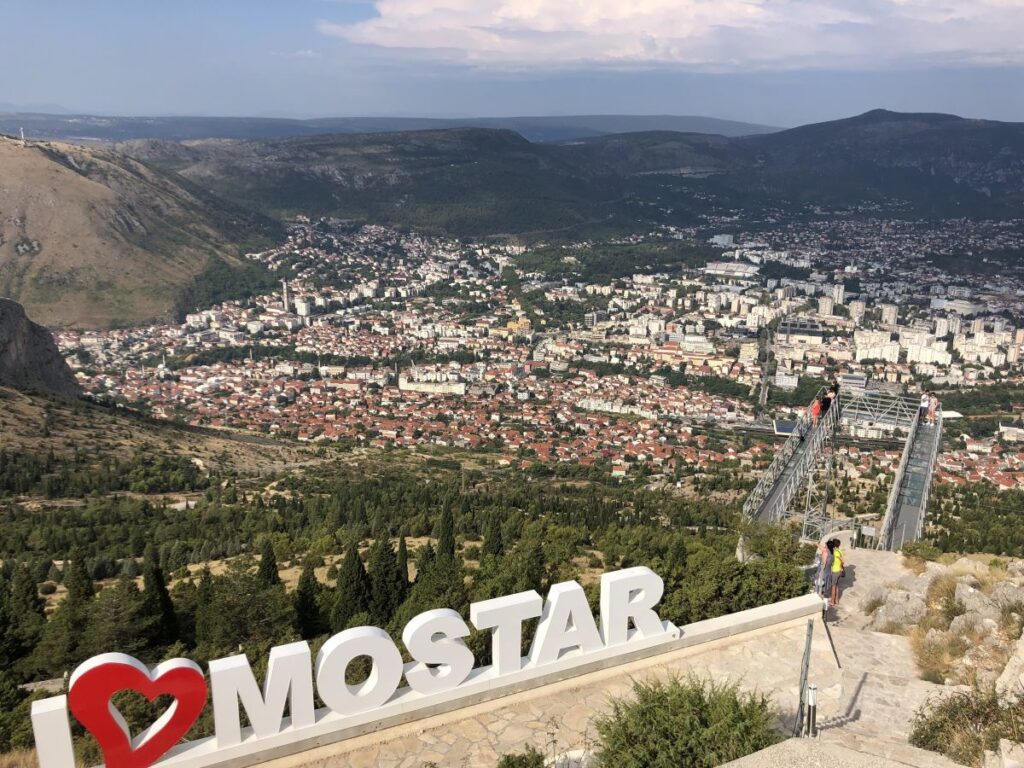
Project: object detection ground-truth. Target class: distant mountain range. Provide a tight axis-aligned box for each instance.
[0,112,777,143]
[123,109,1024,233]
[3,109,1023,328]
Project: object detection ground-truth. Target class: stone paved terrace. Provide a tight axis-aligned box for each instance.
[254,544,964,768]
[256,616,840,768]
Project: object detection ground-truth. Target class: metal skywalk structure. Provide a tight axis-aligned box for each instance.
[743,388,941,550]
[876,405,943,551]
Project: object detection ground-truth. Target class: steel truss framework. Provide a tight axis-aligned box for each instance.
[744,389,932,548]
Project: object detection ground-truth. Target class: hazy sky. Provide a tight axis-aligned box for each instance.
[2,0,1023,125]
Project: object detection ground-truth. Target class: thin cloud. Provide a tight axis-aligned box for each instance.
[317,0,1024,70]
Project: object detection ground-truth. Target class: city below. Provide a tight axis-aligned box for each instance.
[57,217,1024,491]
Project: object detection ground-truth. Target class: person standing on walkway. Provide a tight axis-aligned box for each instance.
[815,539,831,596]
[829,538,845,607]
[927,392,939,426]
[919,390,931,422]
[811,397,822,428]
[823,539,836,599]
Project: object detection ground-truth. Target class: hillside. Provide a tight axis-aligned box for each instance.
[0,384,316,477]
[0,136,279,328]
[124,110,1024,238]
[130,128,632,236]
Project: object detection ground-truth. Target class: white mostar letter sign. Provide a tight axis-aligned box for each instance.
[32,566,679,768]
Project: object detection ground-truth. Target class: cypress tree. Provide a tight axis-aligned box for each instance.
[367,540,405,624]
[396,537,410,598]
[293,559,324,639]
[193,567,215,648]
[520,540,546,593]
[330,542,370,631]
[5,565,44,663]
[665,535,688,576]
[257,540,280,587]
[142,548,178,644]
[416,542,436,582]
[65,551,95,602]
[481,516,503,557]
[0,573,13,669]
[437,506,456,560]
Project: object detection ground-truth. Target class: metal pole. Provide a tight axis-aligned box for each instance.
[806,684,818,737]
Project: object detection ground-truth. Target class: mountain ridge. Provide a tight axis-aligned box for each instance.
[126,109,1024,231]
[0,112,778,144]
[0,135,280,328]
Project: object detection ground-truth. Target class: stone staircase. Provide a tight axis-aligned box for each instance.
[809,626,964,767]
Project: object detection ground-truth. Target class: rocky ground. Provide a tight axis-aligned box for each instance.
[855,552,1024,690]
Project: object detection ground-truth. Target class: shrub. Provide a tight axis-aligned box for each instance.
[902,540,942,562]
[497,746,545,768]
[910,687,1024,766]
[593,676,780,768]
[862,594,885,615]
[925,574,965,627]
[910,628,968,685]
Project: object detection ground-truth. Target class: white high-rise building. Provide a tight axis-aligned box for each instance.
[281,279,291,313]
[934,317,950,339]
[818,296,835,316]
[831,284,845,305]
[880,303,898,326]
[849,300,866,324]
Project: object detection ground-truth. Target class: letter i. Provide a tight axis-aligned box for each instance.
[32,696,76,768]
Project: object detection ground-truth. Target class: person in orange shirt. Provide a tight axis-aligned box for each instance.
[810,397,822,427]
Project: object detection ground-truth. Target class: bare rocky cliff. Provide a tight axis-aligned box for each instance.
[0,298,80,397]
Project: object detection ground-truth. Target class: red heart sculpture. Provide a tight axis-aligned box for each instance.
[68,654,208,768]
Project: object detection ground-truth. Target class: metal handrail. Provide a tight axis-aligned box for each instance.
[876,406,921,550]
[915,407,942,541]
[743,387,838,522]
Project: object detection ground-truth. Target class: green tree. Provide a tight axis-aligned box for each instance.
[482,516,504,557]
[294,559,325,640]
[0,667,34,751]
[391,549,467,631]
[437,506,456,560]
[367,539,406,624]
[65,552,95,602]
[195,559,296,656]
[81,572,159,660]
[142,548,178,645]
[331,542,371,631]
[257,539,281,587]
[396,537,410,589]
[3,566,45,668]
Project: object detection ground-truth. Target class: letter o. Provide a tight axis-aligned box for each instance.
[315,627,403,716]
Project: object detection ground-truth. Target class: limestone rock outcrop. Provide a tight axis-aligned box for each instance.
[0,298,80,397]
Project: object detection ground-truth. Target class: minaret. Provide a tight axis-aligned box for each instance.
[281,279,291,312]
